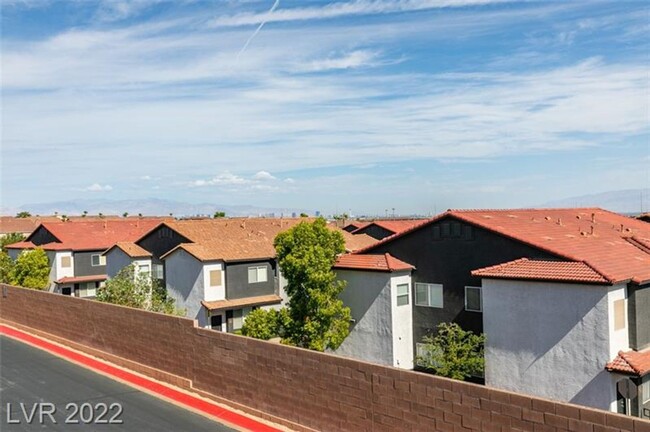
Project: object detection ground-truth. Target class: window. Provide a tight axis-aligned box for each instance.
[209,269,222,286]
[415,283,443,308]
[91,254,102,266]
[139,264,150,276]
[248,266,267,283]
[153,264,164,280]
[60,256,71,268]
[226,309,243,332]
[61,287,72,296]
[396,284,409,306]
[465,286,482,312]
[613,299,626,331]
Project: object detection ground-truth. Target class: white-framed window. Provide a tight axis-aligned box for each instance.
[415,283,443,308]
[465,286,482,312]
[248,266,267,283]
[153,264,164,280]
[396,283,409,306]
[91,254,105,266]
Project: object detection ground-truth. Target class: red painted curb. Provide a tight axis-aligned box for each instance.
[0,324,281,432]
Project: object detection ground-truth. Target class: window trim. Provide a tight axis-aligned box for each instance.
[396,283,409,306]
[464,286,482,312]
[248,265,268,284]
[91,254,103,267]
[415,283,443,308]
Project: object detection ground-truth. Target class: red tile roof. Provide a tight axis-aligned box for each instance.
[358,208,650,285]
[104,242,152,258]
[352,219,426,235]
[334,253,414,272]
[606,349,650,377]
[201,295,282,311]
[0,216,59,235]
[471,258,609,284]
[56,274,107,284]
[6,241,70,251]
[11,220,162,252]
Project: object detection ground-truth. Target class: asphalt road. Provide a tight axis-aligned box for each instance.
[0,335,237,431]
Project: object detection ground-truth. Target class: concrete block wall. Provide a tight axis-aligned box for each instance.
[1,285,647,432]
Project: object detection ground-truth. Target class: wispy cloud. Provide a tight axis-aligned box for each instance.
[253,170,276,180]
[83,183,113,192]
[209,0,513,27]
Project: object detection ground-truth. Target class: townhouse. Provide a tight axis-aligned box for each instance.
[6,219,161,297]
[350,219,426,240]
[104,218,376,331]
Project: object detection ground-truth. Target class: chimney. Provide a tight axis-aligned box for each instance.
[591,213,596,223]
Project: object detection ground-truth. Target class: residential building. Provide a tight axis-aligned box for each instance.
[104,218,376,332]
[0,216,59,238]
[350,219,427,240]
[333,253,414,369]
[5,219,161,297]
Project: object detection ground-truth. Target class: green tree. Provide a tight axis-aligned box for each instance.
[15,211,31,218]
[273,218,350,351]
[123,212,129,218]
[416,323,485,380]
[213,211,226,218]
[97,265,181,315]
[241,308,290,340]
[9,248,50,290]
[299,213,309,218]
[1,233,26,251]
[82,210,88,217]
[0,251,14,284]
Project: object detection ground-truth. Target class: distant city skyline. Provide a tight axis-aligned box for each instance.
[2,0,649,215]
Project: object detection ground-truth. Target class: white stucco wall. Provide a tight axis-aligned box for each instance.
[202,262,225,301]
[164,249,207,327]
[482,278,616,411]
[607,285,629,358]
[390,272,414,369]
[334,269,394,367]
[55,251,74,280]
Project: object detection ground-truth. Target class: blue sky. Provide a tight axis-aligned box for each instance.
[1,0,649,215]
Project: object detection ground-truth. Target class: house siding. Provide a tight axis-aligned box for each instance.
[105,248,133,278]
[165,249,206,326]
[137,227,190,262]
[482,278,616,411]
[363,216,558,342]
[73,251,105,277]
[225,260,276,300]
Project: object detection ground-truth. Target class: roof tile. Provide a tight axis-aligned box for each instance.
[606,349,650,377]
[334,253,414,272]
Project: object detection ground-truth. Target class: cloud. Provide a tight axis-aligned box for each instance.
[302,50,383,72]
[283,178,295,184]
[253,170,276,180]
[84,183,113,192]
[191,171,250,187]
[209,0,513,27]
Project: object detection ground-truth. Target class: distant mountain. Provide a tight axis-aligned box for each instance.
[541,188,649,214]
[7,198,308,218]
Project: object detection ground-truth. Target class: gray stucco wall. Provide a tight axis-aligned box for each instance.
[628,283,650,351]
[74,250,106,277]
[334,269,394,366]
[225,260,276,300]
[482,279,613,410]
[165,249,206,326]
[105,249,133,278]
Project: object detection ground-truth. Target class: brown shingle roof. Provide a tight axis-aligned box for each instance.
[334,253,414,272]
[358,208,650,285]
[472,258,609,284]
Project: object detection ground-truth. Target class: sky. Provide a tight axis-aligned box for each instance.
[1,0,649,216]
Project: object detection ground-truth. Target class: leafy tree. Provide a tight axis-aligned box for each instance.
[416,323,485,380]
[123,212,129,218]
[241,308,290,340]
[273,218,350,351]
[97,265,182,315]
[82,210,88,217]
[213,211,226,218]
[299,213,309,218]
[1,233,26,251]
[98,213,104,218]
[9,248,50,290]
[15,211,31,218]
[0,251,14,284]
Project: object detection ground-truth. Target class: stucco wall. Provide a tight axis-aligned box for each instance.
[390,272,414,369]
[225,260,275,300]
[335,269,394,366]
[165,249,206,326]
[202,261,225,301]
[105,248,133,278]
[482,278,616,411]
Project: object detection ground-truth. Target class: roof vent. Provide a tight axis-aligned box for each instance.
[591,213,596,223]
[545,216,551,221]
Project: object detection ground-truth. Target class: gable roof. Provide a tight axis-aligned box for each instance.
[352,219,426,235]
[606,349,650,377]
[6,220,161,252]
[104,242,152,258]
[334,253,414,272]
[153,218,377,262]
[357,208,650,285]
[472,258,609,284]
